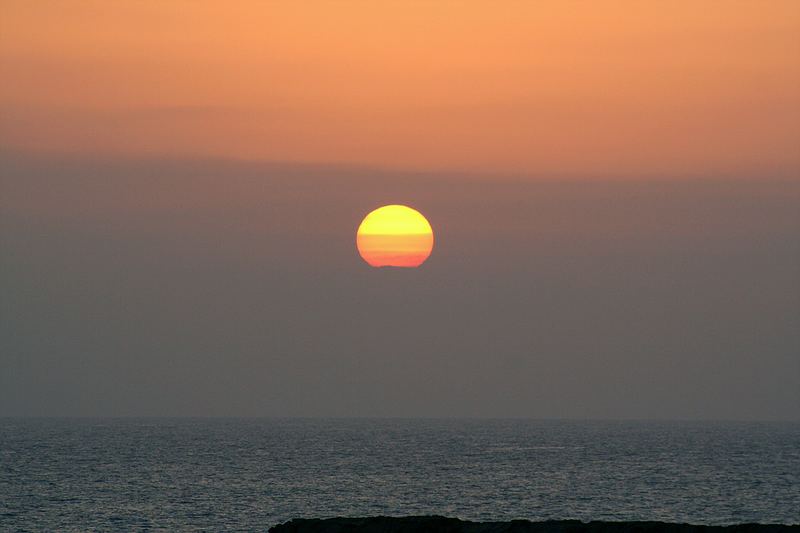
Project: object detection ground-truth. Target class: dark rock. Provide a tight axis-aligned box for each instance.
[269,516,799,533]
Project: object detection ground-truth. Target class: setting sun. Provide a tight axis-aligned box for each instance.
[356,205,434,268]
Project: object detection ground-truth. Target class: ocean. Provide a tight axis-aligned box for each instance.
[1,419,798,531]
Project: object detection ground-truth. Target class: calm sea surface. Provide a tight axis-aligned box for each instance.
[1,419,798,531]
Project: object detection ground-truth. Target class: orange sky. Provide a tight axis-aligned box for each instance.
[1,1,799,177]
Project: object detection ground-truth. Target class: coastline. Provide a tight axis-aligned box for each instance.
[269,517,800,533]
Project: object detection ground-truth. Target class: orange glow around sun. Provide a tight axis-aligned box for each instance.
[357,205,434,268]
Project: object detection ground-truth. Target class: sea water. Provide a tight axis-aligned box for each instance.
[1,419,798,531]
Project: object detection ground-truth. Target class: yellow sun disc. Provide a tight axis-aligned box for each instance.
[356,205,434,268]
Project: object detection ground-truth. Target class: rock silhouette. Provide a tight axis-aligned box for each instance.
[270,517,798,533]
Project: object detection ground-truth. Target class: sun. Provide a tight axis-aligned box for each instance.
[356,205,434,268]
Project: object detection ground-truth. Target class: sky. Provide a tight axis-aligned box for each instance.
[2,1,799,176]
[1,2,798,419]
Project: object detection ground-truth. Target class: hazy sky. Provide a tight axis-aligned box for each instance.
[1,152,798,419]
[1,2,798,419]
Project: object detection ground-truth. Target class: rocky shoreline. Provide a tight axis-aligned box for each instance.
[270,516,799,533]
